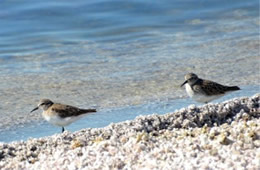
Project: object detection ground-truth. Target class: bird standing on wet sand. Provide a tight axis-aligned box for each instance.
[181,73,240,103]
[31,99,97,133]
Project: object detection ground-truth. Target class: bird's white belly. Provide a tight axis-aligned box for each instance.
[42,113,84,127]
[185,84,224,103]
[185,84,195,98]
[192,94,224,103]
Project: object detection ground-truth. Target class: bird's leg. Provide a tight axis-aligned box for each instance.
[62,127,65,133]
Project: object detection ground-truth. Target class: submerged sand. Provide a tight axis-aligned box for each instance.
[0,94,259,169]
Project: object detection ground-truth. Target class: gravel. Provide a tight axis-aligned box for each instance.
[0,94,259,170]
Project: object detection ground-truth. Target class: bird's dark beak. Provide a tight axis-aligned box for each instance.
[180,80,188,87]
[30,107,39,113]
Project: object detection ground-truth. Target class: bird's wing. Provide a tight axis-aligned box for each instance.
[193,80,227,96]
[51,104,96,118]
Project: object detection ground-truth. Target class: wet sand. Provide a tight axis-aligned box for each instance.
[0,51,259,131]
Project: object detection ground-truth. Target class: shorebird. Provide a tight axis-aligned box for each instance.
[31,99,96,133]
[181,73,240,103]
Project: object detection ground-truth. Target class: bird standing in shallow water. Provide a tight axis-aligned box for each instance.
[181,73,240,103]
[31,99,97,133]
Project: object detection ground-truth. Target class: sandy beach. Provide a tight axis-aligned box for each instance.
[0,94,259,169]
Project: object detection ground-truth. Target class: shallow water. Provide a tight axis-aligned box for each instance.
[1,85,259,143]
[0,0,259,141]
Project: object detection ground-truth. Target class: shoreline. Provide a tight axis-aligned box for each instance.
[0,94,259,169]
[0,85,259,139]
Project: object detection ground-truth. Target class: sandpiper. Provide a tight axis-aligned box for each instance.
[31,99,97,133]
[181,73,240,103]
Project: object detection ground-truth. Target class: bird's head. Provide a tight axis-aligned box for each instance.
[181,73,199,87]
[30,99,54,112]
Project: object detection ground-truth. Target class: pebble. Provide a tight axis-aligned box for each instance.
[0,94,259,169]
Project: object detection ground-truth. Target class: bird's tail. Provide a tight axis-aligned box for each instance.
[227,86,240,91]
[84,109,97,113]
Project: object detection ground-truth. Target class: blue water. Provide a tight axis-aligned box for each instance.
[0,0,259,142]
[0,0,258,60]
